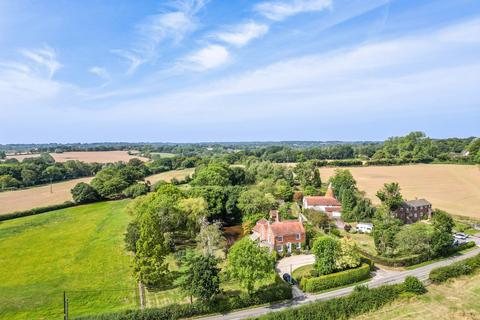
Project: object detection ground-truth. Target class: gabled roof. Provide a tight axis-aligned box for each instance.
[252,218,268,233]
[304,196,341,207]
[404,199,431,208]
[270,220,305,237]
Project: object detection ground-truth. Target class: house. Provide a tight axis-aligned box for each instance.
[251,210,305,253]
[302,183,342,218]
[393,198,432,224]
[356,222,373,233]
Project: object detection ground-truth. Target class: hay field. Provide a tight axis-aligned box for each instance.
[6,151,149,163]
[146,168,195,185]
[319,164,480,218]
[0,177,93,215]
[0,168,194,215]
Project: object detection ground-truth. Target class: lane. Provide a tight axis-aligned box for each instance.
[199,247,480,320]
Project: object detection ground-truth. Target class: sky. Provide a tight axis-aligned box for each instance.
[0,0,479,143]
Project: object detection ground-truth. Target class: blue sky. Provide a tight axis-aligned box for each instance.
[0,0,479,143]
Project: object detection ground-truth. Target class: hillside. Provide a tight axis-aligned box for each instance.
[0,200,136,319]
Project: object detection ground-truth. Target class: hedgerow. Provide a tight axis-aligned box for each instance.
[299,263,371,293]
[0,201,77,221]
[429,253,480,283]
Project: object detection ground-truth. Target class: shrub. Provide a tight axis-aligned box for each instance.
[256,283,403,320]
[122,183,150,199]
[71,182,101,203]
[429,253,480,283]
[403,276,427,294]
[300,263,370,293]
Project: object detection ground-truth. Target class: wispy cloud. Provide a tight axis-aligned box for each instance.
[113,0,209,75]
[89,66,111,81]
[181,44,230,71]
[255,0,332,21]
[212,21,269,47]
[19,45,62,78]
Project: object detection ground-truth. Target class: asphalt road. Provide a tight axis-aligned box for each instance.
[199,247,480,320]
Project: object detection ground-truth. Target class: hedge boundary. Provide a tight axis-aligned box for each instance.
[74,279,291,320]
[0,201,77,222]
[299,263,371,293]
[429,252,480,283]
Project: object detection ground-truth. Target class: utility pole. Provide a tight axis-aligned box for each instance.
[50,178,53,194]
[63,291,69,320]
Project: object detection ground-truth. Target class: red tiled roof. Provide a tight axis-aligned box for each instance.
[304,196,341,206]
[270,220,305,237]
[325,206,342,212]
[252,218,268,233]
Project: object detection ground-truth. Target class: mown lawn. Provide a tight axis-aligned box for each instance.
[0,200,136,320]
[354,272,480,320]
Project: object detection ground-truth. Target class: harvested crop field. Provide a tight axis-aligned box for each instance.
[6,151,149,163]
[319,164,480,218]
[0,169,194,215]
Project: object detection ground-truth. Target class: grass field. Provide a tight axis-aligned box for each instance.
[354,272,480,320]
[6,151,149,163]
[0,200,136,319]
[319,164,480,218]
[0,168,195,215]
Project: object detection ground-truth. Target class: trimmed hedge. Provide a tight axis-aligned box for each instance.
[357,242,475,268]
[0,201,76,221]
[74,279,291,320]
[429,253,480,283]
[300,263,371,293]
[256,283,404,320]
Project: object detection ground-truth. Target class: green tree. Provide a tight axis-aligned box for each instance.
[122,183,150,199]
[226,238,274,293]
[395,223,433,256]
[71,182,101,203]
[273,179,294,201]
[134,212,170,287]
[176,251,221,302]
[0,151,6,159]
[237,189,275,217]
[196,220,226,257]
[0,174,19,190]
[124,221,140,253]
[329,169,357,198]
[341,188,356,213]
[178,197,209,235]
[335,237,361,271]
[430,209,454,256]
[376,182,403,211]
[191,163,232,186]
[91,167,130,199]
[294,161,321,187]
[312,236,338,275]
[431,209,454,234]
[21,168,38,186]
[373,208,402,257]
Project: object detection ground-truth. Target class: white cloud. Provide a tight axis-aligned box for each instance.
[19,45,62,78]
[89,66,111,81]
[113,0,208,74]
[212,21,269,47]
[181,45,230,71]
[255,0,332,21]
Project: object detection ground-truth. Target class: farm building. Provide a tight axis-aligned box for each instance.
[302,183,342,218]
[393,198,432,224]
[251,210,305,253]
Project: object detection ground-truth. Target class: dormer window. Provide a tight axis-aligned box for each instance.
[296,233,301,240]
[276,236,283,242]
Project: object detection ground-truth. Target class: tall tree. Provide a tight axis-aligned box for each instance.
[312,236,338,275]
[196,220,226,257]
[372,207,402,257]
[335,237,361,271]
[175,251,220,303]
[376,182,403,212]
[226,238,274,293]
[431,209,454,256]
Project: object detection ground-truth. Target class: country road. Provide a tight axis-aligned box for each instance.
[199,247,480,320]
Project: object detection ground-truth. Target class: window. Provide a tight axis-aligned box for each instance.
[276,236,283,242]
[277,245,283,252]
[295,233,301,240]
[297,243,302,249]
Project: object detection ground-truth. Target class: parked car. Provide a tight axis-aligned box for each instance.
[454,233,469,240]
[282,273,296,284]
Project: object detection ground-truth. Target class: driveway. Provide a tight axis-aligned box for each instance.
[275,254,315,276]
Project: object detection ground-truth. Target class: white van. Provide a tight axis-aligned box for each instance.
[356,222,373,233]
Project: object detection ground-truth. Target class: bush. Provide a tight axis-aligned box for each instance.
[256,283,403,320]
[429,253,480,283]
[0,201,77,221]
[75,277,291,320]
[300,263,370,293]
[122,183,150,199]
[71,182,101,203]
[403,276,427,294]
